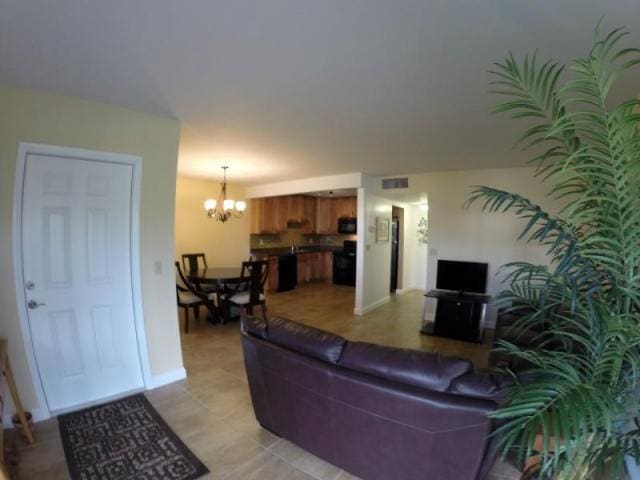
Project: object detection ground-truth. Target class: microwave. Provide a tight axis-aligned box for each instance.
[337,217,357,234]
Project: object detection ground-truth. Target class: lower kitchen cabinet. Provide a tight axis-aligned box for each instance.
[265,251,335,293]
[297,254,309,283]
[266,257,279,293]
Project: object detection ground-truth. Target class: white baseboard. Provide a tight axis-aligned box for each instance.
[354,295,390,315]
[149,367,187,389]
[394,286,424,295]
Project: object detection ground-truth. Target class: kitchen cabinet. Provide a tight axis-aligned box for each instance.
[322,252,333,283]
[250,198,264,234]
[297,253,310,283]
[296,252,327,283]
[275,196,290,233]
[337,197,357,219]
[289,195,305,223]
[250,197,285,234]
[252,195,355,235]
[309,253,323,281]
[251,198,275,234]
[301,196,317,233]
[261,250,336,292]
[315,197,338,234]
[266,257,279,293]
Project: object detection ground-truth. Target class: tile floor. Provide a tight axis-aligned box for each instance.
[6,283,520,479]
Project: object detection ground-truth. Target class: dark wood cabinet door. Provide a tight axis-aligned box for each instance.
[267,257,279,293]
[300,196,316,233]
[327,198,339,234]
[289,195,304,223]
[250,198,264,234]
[323,252,333,283]
[347,196,357,217]
[315,197,331,234]
[262,197,279,233]
[275,196,290,233]
[298,253,311,283]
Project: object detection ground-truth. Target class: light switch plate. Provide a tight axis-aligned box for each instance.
[154,260,163,275]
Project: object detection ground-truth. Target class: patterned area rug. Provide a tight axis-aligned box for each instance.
[58,393,209,480]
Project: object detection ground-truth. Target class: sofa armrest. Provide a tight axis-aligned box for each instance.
[448,369,513,404]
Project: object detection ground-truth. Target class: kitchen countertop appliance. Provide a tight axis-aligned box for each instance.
[333,240,356,286]
[278,253,297,292]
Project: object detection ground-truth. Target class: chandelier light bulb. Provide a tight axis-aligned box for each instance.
[235,200,247,212]
[223,199,235,211]
[204,198,217,211]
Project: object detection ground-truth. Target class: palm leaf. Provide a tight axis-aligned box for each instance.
[473,24,640,478]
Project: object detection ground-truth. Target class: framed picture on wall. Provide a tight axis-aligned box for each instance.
[376,217,390,243]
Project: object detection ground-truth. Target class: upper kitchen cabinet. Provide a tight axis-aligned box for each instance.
[251,197,282,234]
[336,197,357,219]
[250,198,264,234]
[251,194,356,235]
[301,196,317,233]
[275,196,290,233]
[315,197,336,234]
[289,195,304,223]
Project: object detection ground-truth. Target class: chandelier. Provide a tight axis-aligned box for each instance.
[203,166,246,222]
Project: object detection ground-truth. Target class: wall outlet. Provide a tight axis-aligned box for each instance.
[154,260,163,275]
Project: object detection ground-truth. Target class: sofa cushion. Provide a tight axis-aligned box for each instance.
[339,341,473,392]
[241,315,268,339]
[267,317,346,364]
[448,370,513,402]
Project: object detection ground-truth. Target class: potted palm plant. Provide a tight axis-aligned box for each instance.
[468,25,640,479]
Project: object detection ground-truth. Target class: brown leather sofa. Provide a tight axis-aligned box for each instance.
[241,316,511,480]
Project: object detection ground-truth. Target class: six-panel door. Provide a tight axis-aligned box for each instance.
[22,154,143,412]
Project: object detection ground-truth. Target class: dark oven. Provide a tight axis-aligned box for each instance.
[333,240,356,286]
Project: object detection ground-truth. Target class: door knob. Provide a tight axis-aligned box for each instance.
[25,281,35,290]
[27,300,46,309]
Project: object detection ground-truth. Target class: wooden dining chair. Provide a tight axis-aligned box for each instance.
[225,260,270,322]
[181,253,218,294]
[181,253,207,273]
[175,262,206,333]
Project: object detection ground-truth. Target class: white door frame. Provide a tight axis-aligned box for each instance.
[12,142,152,421]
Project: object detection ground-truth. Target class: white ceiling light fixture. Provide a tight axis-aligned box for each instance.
[203,166,246,222]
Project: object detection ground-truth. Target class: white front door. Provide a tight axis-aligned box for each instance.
[21,153,143,412]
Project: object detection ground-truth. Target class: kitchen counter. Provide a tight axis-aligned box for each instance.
[251,245,343,259]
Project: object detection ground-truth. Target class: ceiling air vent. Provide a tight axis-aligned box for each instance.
[381,177,409,189]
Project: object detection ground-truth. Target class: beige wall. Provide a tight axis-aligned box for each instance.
[0,84,183,417]
[366,167,557,326]
[360,192,394,311]
[175,176,251,267]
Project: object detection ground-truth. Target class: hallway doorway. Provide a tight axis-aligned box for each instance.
[390,206,404,293]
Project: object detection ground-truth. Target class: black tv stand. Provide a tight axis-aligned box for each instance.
[420,290,491,343]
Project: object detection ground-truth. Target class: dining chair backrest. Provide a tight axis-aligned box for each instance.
[239,260,269,306]
[175,261,192,293]
[182,253,208,273]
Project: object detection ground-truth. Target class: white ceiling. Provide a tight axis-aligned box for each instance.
[1,1,639,185]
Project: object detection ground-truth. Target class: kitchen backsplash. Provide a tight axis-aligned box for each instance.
[251,225,356,249]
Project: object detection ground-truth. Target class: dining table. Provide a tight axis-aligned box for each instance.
[187,267,243,324]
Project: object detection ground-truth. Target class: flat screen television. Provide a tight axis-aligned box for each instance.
[436,260,488,294]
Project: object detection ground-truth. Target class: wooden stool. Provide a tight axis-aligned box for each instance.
[1,338,35,478]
